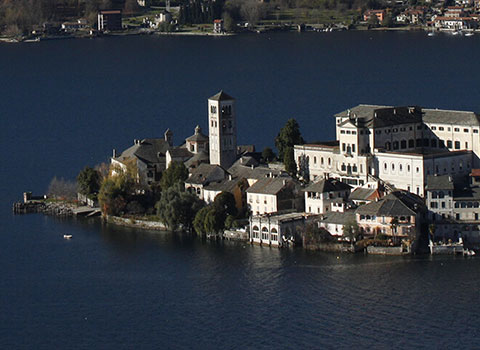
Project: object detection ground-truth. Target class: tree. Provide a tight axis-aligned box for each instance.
[155,183,205,231]
[382,15,393,28]
[160,161,189,191]
[367,14,379,28]
[193,206,210,236]
[77,166,100,197]
[213,191,237,217]
[98,161,137,216]
[47,176,77,200]
[275,118,304,162]
[344,220,360,242]
[262,147,275,162]
[222,11,236,32]
[283,147,297,176]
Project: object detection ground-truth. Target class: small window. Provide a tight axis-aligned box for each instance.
[341,130,345,134]
[454,141,460,150]
[431,126,436,130]
[474,129,479,134]
[464,128,469,133]
[454,128,460,132]
[447,140,453,148]
[439,127,444,131]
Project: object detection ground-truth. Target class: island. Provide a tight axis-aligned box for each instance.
[14,89,480,257]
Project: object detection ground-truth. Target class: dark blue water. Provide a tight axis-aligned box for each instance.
[2,32,480,348]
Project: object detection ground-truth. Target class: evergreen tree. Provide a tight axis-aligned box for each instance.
[275,118,304,162]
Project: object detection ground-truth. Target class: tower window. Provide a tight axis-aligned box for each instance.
[210,106,217,114]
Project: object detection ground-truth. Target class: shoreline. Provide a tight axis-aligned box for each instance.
[2,25,474,44]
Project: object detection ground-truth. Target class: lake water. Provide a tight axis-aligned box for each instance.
[1,31,480,348]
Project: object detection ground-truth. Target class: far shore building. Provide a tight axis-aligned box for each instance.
[98,10,122,31]
[363,9,386,22]
[213,19,224,33]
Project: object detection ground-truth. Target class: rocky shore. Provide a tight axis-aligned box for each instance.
[12,201,75,216]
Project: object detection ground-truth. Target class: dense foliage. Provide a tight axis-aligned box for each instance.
[193,191,241,236]
[77,166,101,197]
[159,161,189,191]
[155,183,205,231]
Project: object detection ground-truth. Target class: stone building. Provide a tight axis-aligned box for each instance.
[208,91,237,169]
[294,105,479,197]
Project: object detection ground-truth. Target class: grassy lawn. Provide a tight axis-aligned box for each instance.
[262,8,361,26]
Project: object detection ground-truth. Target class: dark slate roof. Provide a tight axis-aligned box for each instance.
[335,104,480,128]
[335,105,423,128]
[228,164,285,181]
[305,178,351,193]
[320,210,356,225]
[422,109,480,126]
[115,138,171,165]
[184,151,209,168]
[168,147,193,158]
[209,90,234,101]
[425,175,454,190]
[246,177,290,195]
[204,177,243,192]
[350,188,378,201]
[185,163,226,185]
[185,126,208,142]
[453,186,480,201]
[231,156,259,168]
[355,191,426,216]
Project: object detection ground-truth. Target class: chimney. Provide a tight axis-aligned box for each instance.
[228,174,232,181]
[251,164,254,169]
[112,149,117,158]
[164,128,173,147]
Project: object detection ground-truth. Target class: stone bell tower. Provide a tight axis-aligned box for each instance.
[208,90,237,168]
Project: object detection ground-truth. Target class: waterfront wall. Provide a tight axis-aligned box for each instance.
[366,246,406,255]
[13,201,74,216]
[106,216,168,231]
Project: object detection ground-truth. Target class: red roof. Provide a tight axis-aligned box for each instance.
[100,10,121,14]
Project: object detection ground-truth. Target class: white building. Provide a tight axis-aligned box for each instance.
[250,212,307,247]
[208,91,237,169]
[295,105,480,198]
[304,178,351,214]
[246,177,299,215]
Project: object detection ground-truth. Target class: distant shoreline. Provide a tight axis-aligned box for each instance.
[1,25,477,44]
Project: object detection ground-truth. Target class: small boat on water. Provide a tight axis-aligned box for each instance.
[465,32,474,37]
[63,234,73,239]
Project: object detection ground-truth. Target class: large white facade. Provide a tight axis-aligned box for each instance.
[295,105,479,197]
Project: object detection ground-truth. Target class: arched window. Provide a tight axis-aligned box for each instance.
[252,226,259,239]
[401,140,407,149]
[261,227,269,240]
[271,228,278,233]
